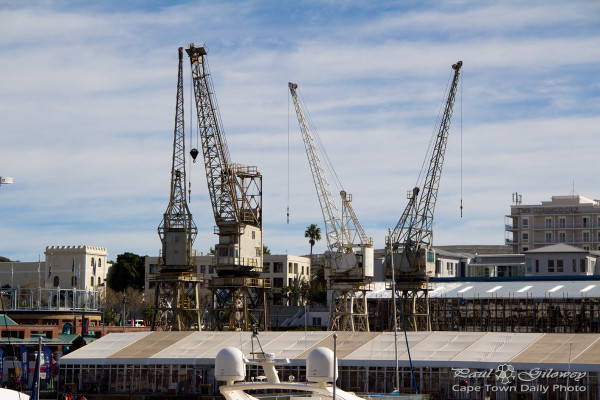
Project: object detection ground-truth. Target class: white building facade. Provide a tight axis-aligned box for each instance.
[145,254,310,294]
[0,245,109,291]
[525,243,600,276]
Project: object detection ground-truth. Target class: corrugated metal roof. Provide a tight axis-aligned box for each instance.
[366,280,600,299]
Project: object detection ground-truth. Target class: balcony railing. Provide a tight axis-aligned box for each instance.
[1,287,100,312]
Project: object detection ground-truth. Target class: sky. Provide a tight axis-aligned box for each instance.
[0,0,599,262]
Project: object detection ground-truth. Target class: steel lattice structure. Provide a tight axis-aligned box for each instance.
[386,61,462,332]
[289,82,373,331]
[152,47,202,332]
[186,43,266,331]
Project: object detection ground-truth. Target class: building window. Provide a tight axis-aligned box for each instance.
[200,265,206,274]
[288,263,292,273]
[548,260,554,273]
[90,277,94,286]
[288,278,293,286]
[262,263,270,273]
[583,246,590,251]
[99,259,102,268]
[545,232,552,243]
[523,247,528,252]
[273,278,283,288]
[557,259,563,273]
[98,277,102,286]
[54,276,60,287]
[545,218,552,229]
[306,267,310,276]
[294,263,298,274]
[209,266,214,274]
[274,262,283,273]
[252,231,256,239]
[522,218,529,228]
[72,276,77,286]
[583,217,590,228]
[256,247,261,257]
[580,259,586,273]
[583,231,590,242]
[572,259,576,273]
[301,265,304,275]
[535,260,539,273]
[559,217,566,228]
[559,232,566,242]
[522,232,529,243]
[312,317,322,326]
[598,231,600,242]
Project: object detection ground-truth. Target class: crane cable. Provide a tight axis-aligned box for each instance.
[415,69,454,190]
[188,66,193,203]
[297,90,344,194]
[286,90,291,225]
[460,70,463,217]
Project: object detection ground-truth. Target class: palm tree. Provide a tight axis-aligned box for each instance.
[304,224,321,262]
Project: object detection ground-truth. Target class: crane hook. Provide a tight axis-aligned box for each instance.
[190,148,199,163]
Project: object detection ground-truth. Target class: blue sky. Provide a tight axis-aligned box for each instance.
[1,1,599,262]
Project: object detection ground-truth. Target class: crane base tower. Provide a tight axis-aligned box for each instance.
[328,280,371,332]
[209,276,270,331]
[389,280,431,332]
[150,271,206,331]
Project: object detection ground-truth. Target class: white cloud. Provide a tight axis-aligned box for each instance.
[0,1,598,261]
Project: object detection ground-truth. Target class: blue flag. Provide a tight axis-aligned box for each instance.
[20,345,29,384]
[43,346,52,379]
[30,349,41,400]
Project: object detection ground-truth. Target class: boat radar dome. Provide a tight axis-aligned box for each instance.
[306,347,337,385]
[216,347,247,385]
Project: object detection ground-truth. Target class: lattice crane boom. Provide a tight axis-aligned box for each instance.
[186,44,239,225]
[288,82,344,252]
[158,46,198,270]
[389,61,462,278]
[289,82,372,276]
[186,43,262,279]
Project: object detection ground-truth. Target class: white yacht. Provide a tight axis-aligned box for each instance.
[216,345,363,400]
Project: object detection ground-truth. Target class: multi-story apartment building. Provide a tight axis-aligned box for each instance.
[145,254,310,305]
[506,194,600,253]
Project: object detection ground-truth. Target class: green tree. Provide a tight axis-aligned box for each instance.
[308,266,327,305]
[262,245,271,255]
[304,224,321,261]
[0,256,11,262]
[103,307,119,325]
[106,252,145,292]
[141,304,154,324]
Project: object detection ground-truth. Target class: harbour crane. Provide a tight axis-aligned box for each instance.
[289,82,373,332]
[187,43,268,331]
[151,47,202,332]
[386,61,462,331]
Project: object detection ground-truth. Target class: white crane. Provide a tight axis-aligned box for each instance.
[289,82,373,331]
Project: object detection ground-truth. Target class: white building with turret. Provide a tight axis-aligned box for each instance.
[0,245,109,291]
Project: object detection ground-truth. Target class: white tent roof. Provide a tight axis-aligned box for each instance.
[59,331,600,372]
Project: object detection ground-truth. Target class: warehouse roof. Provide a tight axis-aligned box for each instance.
[366,279,600,300]
[59,331,600,372]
